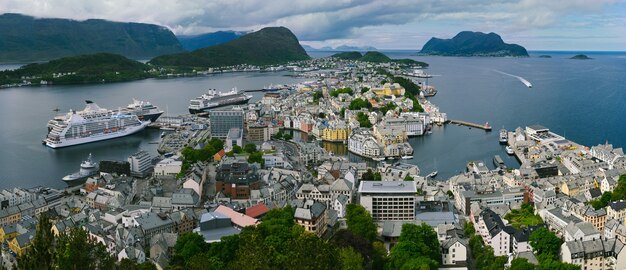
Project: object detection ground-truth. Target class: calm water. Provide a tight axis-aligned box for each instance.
[1,51,625,188]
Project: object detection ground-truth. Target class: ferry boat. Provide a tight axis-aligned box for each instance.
[62,153,98,186]
[493,155,506,170]
[499,129,508,144]
[44,101,150,148]
[401,155,413,160]
[372,157,385,161]
[188,88,252,114]
[262,84,281,92]
[506,146,515,155]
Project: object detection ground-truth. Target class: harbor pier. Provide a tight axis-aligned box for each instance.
[447,120,492,131]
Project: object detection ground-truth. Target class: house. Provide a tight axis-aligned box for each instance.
[564,222,601,242]
[561,238,626,269]
[9,230,35,256]
[214,205,258,228]
[607,201,626,224]
[170,208,199,234]
[476,208,514,256]
[135,212,175,244]
[245,203,270,219]
[118,246,146,263]
[214,149,226,162]
[194,211,241,243]
[441,236,469,267]
[171,188,200,210]
[294,201,328,237]
[333,194,349,218]
[0,224,18,242]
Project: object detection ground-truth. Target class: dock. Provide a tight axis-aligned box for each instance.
[447,120,492,131]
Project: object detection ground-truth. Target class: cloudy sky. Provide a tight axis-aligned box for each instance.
[2,0,625,50]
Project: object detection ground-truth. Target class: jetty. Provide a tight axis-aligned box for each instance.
[447,120,492,131]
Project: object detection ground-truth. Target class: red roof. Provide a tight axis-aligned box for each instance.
[215,205,258,227]
[245,203,270,218]
[215,149,225,157]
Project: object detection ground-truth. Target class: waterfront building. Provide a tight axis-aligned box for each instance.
[591,143,624,170]
[128,151,153,178]
[358,181,416,221]
[348,128,382,158]
[209,108,244,138]
[322,120,350,142]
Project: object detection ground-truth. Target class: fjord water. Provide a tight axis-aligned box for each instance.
[0,73,305,189]
[1,51,625,188]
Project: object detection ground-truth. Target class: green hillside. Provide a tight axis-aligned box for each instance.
[150,27,310,68]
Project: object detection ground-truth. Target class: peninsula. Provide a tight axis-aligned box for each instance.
[420,31,529,57]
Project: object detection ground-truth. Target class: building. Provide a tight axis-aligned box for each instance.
[128,151,153,178]
[215,160,261,199]
[322,121,350,142]
[608,201,626,225]
[294,200,328,237]
[358,181,417,221]
[9,230,35,256]
[247,122,271,142]
[225,128,243,152]
[209,109,244,138]
[476,208,514,256]
[371,83,405,97]
[561,238,626,270]
[441,236,468,267]
[348,128,382,159]
[194,211,241,243]
[171,189,200,210]
[154,157,183,177]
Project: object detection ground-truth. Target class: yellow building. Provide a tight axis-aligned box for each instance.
[371,83,405,97]
[9,231,34,256]
[322,123,350,142]
[0,224,18,242]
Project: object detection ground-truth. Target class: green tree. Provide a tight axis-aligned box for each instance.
[373,172,382,181]
[535,259,580,270]
[339,247,365,270]
[356,112,372,128]
[529,227,562,261]
[55,228,116,270]
[243,143,257,154]
[346,204,378,242]
[231,145,243,154]
[248,152,265,167]
[361,87,370,94]
[399,257,438,270]
[174,232,210,263]
[283,133,293,141]
[17,214,55,270]
[510,258,535,270]
[404,175,414,181]
[340,108,346,119]
[349,98,371,110]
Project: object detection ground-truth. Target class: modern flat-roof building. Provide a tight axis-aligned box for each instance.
[128,151,153,178]
[358,181,417,221]
[209,109,244,138]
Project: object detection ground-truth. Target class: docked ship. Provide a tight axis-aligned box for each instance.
[262,84,281,92]
[115,99,164,122]
[188,88,253,114]
[44,101,150,148]
[62,153,98,186]
[47,99,162,132]
[499,129,508,144]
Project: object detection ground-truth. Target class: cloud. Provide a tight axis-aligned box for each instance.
[0,0,622,47]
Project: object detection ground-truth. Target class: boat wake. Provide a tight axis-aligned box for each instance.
[494,70,532,88]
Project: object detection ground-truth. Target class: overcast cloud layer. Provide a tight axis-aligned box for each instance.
[1,0,625,50]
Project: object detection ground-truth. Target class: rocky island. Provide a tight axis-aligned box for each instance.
[420,31,529,57]
[570,54,592,60]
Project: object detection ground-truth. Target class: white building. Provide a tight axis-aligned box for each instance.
[154,157,182,177]
[561,238,626,270]
[225,128,243,152]
[358,181,416,221]
[128,151,153,178]
[441,236,468,267]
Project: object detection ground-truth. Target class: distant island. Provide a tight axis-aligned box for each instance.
[570,54,592,60]
[150,27,310,68]
[177,31,247,51]
[0,53,149,86]
[303,44,378,52]
[331,51,428,67]
[420,31,529,57]
[538,55,552,58]
[0,13,184,62]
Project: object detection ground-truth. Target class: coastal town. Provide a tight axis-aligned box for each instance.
[2,55,624,270]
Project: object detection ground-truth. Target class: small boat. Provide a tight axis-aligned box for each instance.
[427,171,438,178]
[160,126,176,131]
[372,157,385,161]
[506,146,514,155]
[401,155,413,160]
[160,132,166,138]
[499,129,508,144]
[493,155,506,170]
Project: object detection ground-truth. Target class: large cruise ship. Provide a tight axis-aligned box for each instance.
[47,99,162,132]
[188,88,253,114]
[44,101,150,148]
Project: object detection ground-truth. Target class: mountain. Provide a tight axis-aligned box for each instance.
[360,51,391,62]
[177,31,247,51]
[0,53,150,85]
[0,13,184,62]
[150,27,310,68]
[330,51,428,67]
[420,31,528,57]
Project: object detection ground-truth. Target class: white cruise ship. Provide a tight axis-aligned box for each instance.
[44,101,150,148]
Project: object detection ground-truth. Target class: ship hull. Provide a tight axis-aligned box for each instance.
[137,111,163,122]
[45,122,149,148]
[188,98,251,114]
